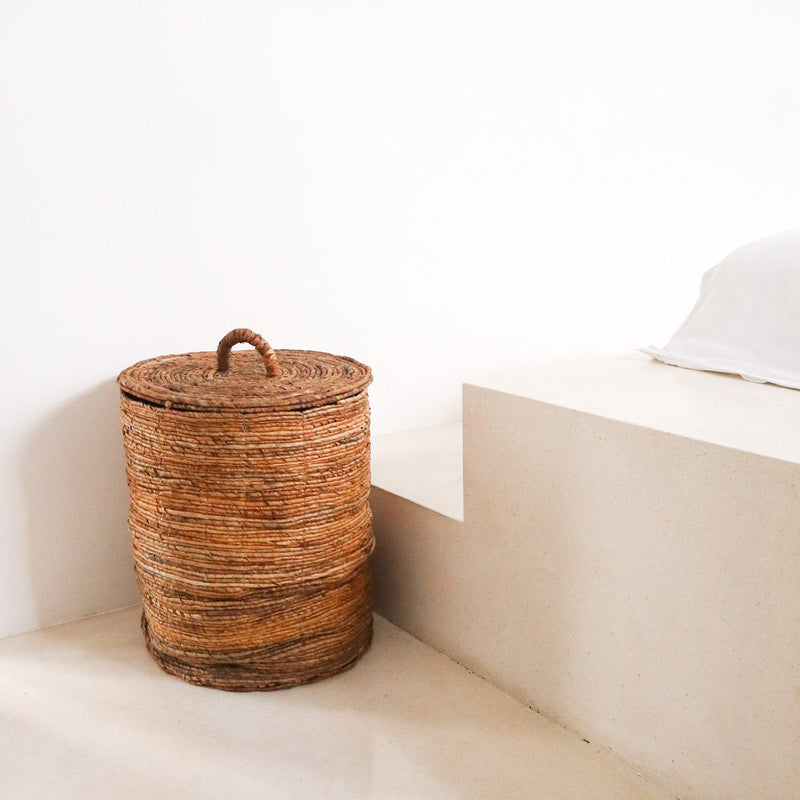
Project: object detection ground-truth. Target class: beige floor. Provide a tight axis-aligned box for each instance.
[0,607,674,800]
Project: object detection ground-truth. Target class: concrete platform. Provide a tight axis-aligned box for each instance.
[371,354,800,800]
[475,352,800,463]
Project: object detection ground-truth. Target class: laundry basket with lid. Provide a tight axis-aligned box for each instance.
[118,328,374,691]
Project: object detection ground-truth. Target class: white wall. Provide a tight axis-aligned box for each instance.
[2,0,799,637]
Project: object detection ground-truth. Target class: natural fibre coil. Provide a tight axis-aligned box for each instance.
[118,328,374,691]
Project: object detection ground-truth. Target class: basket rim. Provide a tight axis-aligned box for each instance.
[118,348,372,413]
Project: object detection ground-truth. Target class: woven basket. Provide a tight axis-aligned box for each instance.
[118,328,374,691]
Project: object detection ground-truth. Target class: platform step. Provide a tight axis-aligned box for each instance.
[371,421,463,521]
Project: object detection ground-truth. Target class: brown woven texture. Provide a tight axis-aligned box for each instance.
[118,329,374,691]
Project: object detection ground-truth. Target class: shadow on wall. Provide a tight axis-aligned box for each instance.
[21,380,139,630]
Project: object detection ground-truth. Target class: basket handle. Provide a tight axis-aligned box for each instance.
[217,328,281,377]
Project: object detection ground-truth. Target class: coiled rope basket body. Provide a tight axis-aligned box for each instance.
[118,329,374,691]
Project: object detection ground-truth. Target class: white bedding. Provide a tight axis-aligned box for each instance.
[643,228,800,390]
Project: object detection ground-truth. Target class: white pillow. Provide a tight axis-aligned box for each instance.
[643,229,800,389]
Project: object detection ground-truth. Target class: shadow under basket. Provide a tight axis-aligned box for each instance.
[117,328,374,691]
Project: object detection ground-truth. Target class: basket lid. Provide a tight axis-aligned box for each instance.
[118,328,372,412]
